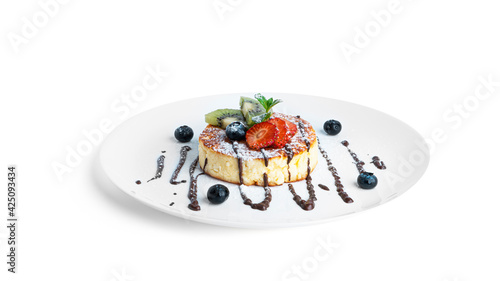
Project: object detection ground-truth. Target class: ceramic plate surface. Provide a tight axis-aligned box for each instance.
[99,93,429,228]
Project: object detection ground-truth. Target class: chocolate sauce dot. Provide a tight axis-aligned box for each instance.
[318,184,330,191]
[135,180,142,185]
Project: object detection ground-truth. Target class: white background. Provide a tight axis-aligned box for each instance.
[1,1,499,281]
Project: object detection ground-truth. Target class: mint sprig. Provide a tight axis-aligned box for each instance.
[255,93,282,112]
[251,94,282,123]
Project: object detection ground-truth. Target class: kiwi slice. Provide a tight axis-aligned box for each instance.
[205,109,245,129]
[240,97,266,126]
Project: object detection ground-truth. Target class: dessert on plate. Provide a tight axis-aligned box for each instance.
[139,93,383,212]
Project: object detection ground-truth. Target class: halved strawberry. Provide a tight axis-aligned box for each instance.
[284,119,297,140]
[245,122,277,149]
[268,118,288,148]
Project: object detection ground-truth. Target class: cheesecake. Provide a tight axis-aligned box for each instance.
[198,113,318,186]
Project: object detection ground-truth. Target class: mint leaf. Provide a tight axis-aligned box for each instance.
[269,98,282,108]
[255,93,267,107]
[254,93,282,113]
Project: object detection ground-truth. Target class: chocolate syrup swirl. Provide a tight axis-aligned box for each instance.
[238,173,272,211]
[284,144,294,164]
[260,148,269,167]
[306,158,317,201]
[338,189,352,203]
[232,141,244,185]
[286,119,317,210]
[371,156,387,170]
[284,143,294,181]
[187,157,204,211]
[288,183,315,211]
[169,146,191,185]
[318,139,354,204]
[341,140,366,174]
[288,160,317,211]
[296,116,310,152]
[147,155,165,182]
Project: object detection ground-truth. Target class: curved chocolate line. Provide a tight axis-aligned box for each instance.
[170,146,192,185]
[147,155,165,182]
[318,139,353,204]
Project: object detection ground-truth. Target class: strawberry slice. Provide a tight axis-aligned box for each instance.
[245,122,277,149]
[268,118,288,148]
[284,119,297,140]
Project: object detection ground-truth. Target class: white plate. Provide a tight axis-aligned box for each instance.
[99,93,429,228]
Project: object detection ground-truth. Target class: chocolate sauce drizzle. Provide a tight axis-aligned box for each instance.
[318,139,354,204]
[232,141,244,185]
[288,160,317,211]
[187,157,204,211]
[260,148,269,167]
[142,118,385,212]
[286,118,317,210]
[371,156,387,170]
[284,144,294,164]
[234,141,273,210]
[284,144,294,181]
[288,183,316,211]
[147,155,166,182]
[238,174,273,211]
[306,158,317,202]
[341,140,366,174]
[296,116,310,152]
[170,146,192,185]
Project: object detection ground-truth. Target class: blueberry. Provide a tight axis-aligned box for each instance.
[357,172,378,189]
[225,121,246,141]
[207,184,230,204]
[174,125,194,143]
[323,120,342,136]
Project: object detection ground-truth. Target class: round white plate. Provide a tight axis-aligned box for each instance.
[99,93,430,228]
